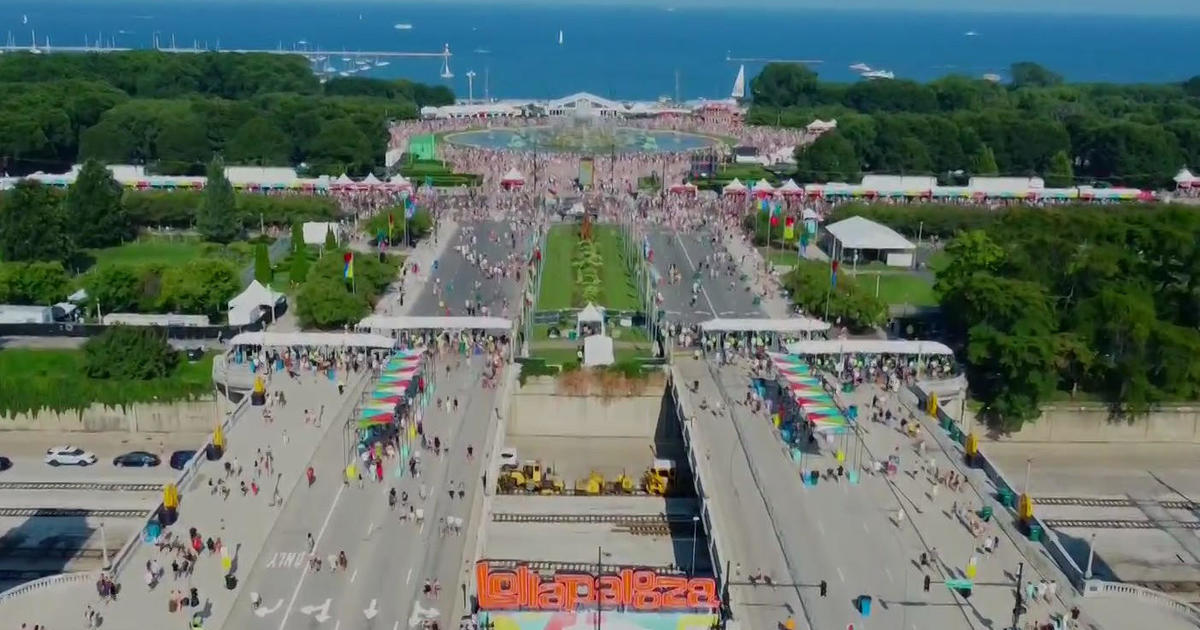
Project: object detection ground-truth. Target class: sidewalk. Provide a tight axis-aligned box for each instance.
[721,232,792,318]
[0,367,370,630]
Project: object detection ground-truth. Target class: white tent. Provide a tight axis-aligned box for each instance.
[722,178,747,194]
[501,168,525,183]
[334,173,354,187]
[357,315,513,331]
[1175,168,1196,186]
[779,179,803,195]
[227,331,395,349]
[753,179,776,194]
[786,339,952,356]
[576,303,606,337]
[362,173,382,186]
[228,280,285,326]
[806,119,837,132]
[826,216,915,251]
[699,317,829,333]
[389,174,412,187]
[303,222,340,246]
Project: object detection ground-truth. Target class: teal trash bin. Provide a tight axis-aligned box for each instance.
[998,488,1015,508]
[977,505,993,522]
[1028,523,1043,542]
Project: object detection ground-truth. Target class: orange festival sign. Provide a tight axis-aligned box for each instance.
[475,562,720,612]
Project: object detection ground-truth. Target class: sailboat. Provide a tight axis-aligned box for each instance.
[557,30,563,45]
[731,64,745,100]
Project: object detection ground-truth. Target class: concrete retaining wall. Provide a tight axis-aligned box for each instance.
[995,405,1200,443]
[508,376,664,439]
[0,399,219,433]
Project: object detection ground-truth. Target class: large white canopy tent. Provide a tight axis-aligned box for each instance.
[357,315,513,331]
[824,216,916,267]
[227,332,396,348]
[786,339,953,356]
[699,317,829,334]
[227,280,285,327]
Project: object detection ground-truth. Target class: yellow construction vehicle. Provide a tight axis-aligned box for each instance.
[575,471,605,495]
[606,472,635,495]
[643,458,677,496]
[496,460,556,494]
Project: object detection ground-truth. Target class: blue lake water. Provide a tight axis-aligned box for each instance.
[14,1,1200,100]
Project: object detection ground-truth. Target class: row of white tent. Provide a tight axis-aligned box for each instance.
[717,177,1154,202]
[0,165,417,193]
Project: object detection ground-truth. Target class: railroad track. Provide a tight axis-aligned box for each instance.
[1035,496,1197,510]
[1041,519,1200,530]
[492,513,696,524]
[0,507,150,519]
[0,482,162,492]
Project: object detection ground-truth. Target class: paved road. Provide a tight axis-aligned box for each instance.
[0,367,370,630]
[676,358,1073,630]
[222,356,504,630]
[646,228,765,324]
[408,221,526,318]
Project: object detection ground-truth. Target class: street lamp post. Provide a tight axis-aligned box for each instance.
[690,515,700,576]
[1085,532,1097,579]
[1023,458,1033,497]
[465,70,476,104]
[99,522,110,569]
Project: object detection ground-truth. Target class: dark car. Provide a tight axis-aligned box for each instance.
[0,456,11,472]
[112,451,161,467]
[169,450,197,470]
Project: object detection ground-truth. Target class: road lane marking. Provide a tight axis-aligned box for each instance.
[254,599,284,617]
[395,621,401,630]
[299,598,332,623]
[278,482,346,630]
[885,567,894,583]
[351,569,358,583]
[334,620,341,630]
[406,567,413,584]
[837,567,845,583]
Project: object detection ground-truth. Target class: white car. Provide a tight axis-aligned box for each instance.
[498,448,519,471]
[45,446,98,466]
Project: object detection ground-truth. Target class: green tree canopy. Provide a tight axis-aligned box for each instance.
[82,325,179,380]
[750,63,819,107]
[66,159,132,248]
[0,180,76,265]
[793,132,861,183]
[0,261,71,305]
[1045,150,1075,188]
[196,157,241,243]
[254,242,272,285]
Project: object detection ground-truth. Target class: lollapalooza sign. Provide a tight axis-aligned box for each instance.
[475,562,720,612]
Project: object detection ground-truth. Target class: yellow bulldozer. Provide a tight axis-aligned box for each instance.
[575,471,605,495]
[497,460,565,495]
[643,458,677,496]
[607,472,635,494]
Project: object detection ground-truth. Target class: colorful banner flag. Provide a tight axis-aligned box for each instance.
[830,260,838,289]
[784,216,795,240]
[405,196,416,219]
[344,252,355,279]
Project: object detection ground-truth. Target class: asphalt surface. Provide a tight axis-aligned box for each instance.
[645,228,766,324]
[407,221,526,318]
[222,358,503,630]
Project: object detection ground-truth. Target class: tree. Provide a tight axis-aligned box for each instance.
[296,277,368,328]
[159,259,240,316]
[971,145,999,175]
[290,246,310,285]
[0,261,70,305]
[195,156,241,243]
[66,158,131,248]
[324,226,338,251]
[226,117,291,166]
[253,242,272,284]
[1010,62,1063,88]
[82,325,178,380]
[0,180,76,265]
[83,263,143,313]
[154,115,209,175]
[1045,150,1074,187]
[749,63,819,108]
[793,132,860,182]
[305,118,373,176]
[291,221,306,253]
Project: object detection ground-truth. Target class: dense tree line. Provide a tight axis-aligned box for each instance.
[0,51,454,176]
[783,261,887,330]
[296,249,400,329]
[749,62,1200,189]
[935,208,1200,431]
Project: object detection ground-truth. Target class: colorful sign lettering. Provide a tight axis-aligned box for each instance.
[475,563,719,612]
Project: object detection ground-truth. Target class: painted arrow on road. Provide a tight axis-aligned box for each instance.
[365,598,379,619]
[300,598,332,623]
[408,602,439,628]
[253,598,284,617]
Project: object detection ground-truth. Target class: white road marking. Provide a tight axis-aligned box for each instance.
[278,483,346,630]
[406,567,413,584]
[885,567,894,583]
[365,598,379,619]
[298,598,332,623]
[334,621,341,630]
[254,599,284,617]
[837,567,845,583]
[351,569,358,583]
[862,522,870,533]
[394,621,401,630]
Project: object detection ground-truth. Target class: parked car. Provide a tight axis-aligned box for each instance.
[169,450,197,470]
[0,456,11,472]
[45,446,98,467]
[112,451,161,467]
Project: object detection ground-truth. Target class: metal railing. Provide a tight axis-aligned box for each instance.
[1084,580,1200,626]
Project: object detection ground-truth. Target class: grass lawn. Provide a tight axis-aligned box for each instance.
[851,271,938,307]
[530,342,655,367]
[0,349,215,417]
[766,247,805,268]
[88,235,210,267]
[537,224,640,311]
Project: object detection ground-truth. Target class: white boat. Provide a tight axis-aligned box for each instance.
[862,69,894,80]
[731,64,745,100]
[849,62,872,72]
[375,58,390,67]
[964,31,978,36]
[394,23,413,30]
[473,48,490,54]
[982,73,1002,83]
[341,56,351,62]
[339,71,350,77]
[557,30,563,45]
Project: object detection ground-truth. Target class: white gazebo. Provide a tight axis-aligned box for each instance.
[1175,168,1197,189]
[228,280,286,326]
[722,178,747,195]
[576,303,606,338]
[753,179,776,196]
[825,216,916,268]
[361,172,382,187]
[333,173,354,190]
[501,168,525,190]
[779,179,803,196]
